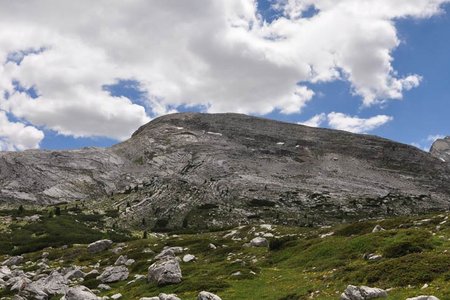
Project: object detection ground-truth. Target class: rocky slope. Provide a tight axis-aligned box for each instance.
[0,113,449,229]
[431,136,450,163]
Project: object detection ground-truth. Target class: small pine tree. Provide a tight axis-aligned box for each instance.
[17,205,24,215]
[55,207,61,216]
[142,217,146,226]
[142,230,148,239]
[126,201,131,208]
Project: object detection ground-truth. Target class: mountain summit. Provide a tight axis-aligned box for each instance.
[431,136,450,163]
[1,113,449,229]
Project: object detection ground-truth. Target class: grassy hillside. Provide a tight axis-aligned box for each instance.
[0,206,449,299]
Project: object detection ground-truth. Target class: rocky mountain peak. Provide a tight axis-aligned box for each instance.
[0,113,449,229]
[430,136,450,163]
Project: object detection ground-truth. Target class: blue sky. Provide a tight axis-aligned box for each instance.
[0,0,449,151]
[263,4,450,150]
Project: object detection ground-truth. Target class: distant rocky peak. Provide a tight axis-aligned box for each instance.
[430,136,450,163]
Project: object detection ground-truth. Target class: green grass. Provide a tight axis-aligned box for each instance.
[0,210,132,255]
[0,208,449,300]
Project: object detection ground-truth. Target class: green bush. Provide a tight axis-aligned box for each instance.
[343,253,450,287]
[269,236,297,251]
[381,229,433,258]
[334,221,375,237]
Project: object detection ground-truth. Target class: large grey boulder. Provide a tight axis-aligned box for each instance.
[198,291,222,300]
[340,285,387,300]
[87,239,113,253]
[406,296,440,300]
[39,270,69,295]
[148,258,182,285]
[63,286,99,300]
[2,256,24,266]
[97,266,129,283]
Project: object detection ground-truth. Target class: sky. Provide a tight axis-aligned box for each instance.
[0,0,449,152]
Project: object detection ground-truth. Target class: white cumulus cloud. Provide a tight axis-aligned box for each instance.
[0,0,447,147]
[0,111,44,151]
[299,113,326,127]
[327,112,393,133]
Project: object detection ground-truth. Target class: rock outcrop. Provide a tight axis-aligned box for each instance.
[0,113,449,228]
[430,136,450,163]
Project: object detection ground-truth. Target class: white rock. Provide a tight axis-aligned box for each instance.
[406,296,440,300]
[111,293,122,299]
[340,285,387,300]
[198,291,222,300]
[250,237,268,247]
[158,293,182,300]
[372,225,385,233]
[182,254,196,263]
[98,284,111,290]
[64,285,99,300]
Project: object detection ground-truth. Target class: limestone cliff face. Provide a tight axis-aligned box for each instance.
[1,113,449,228]
[431,136,450,163]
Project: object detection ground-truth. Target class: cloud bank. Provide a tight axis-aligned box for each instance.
[0,0,448,149]
[300,112,393,133]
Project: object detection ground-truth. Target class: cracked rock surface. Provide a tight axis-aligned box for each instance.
[0,113,449,229]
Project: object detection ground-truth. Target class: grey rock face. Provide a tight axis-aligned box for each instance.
[87,239,113,253]
[2,256,24,266]
[39,270,69,295]
[97,266,129,283]
[340,285,387,300]
[0,113,449,228]
[0,266,12,280]
[148,258,182,286]
[430,136,450,163]
[63,286,99,300]
[198,291,222,300]
[20,282,48,300]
